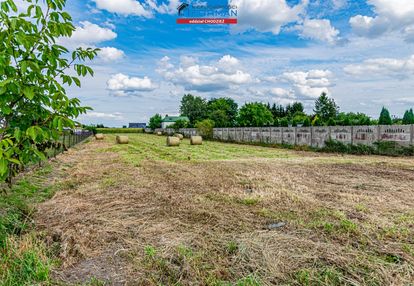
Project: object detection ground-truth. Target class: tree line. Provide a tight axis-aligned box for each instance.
[149,93,414,130]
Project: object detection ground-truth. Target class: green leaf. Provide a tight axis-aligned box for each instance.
[33,149,46,161]
[0,157,8,176]
[73,77,81,87]
[23,87,35,100]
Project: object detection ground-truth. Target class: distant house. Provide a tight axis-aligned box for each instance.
[129,123,146,128]
[161,116,190,129]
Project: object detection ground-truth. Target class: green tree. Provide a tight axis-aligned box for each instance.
[312,115,322,126]
[327,118,336,126]
[179,94,207,125]
[378,107,392,125]
[336,112,370,126]
[0,0,98,184]
[280,118,289,127]
[314,92,339,123]
[286,102,304,116]
[207,97,238,127]
[148,114,162,130]
[237,103,273,127]
[402,108,414,124]
[271,103,286,119]
[170,119,189,131]
[195,119,215,139]
[302,117,311,127]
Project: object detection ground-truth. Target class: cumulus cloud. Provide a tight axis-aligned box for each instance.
[350,0,414,41]
[92,0,152,17]
[107,73,157,96]
[229,0,308,34]
[98,47,125,62]
[270,69,333,99]
[261,70,333,101]
[158,55,253,92]
[344,55,414,78]
[58,21,117,48]
[297,19,340,44]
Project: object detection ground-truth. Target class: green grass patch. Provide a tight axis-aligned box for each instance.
[294,267,344,285]
[96,134,295,165]
[0,163,58,285]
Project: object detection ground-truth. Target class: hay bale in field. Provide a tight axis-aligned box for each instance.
[116,135,129,144]
[95,133,104,140]
[174,133,184,140]
[190,136,203,145]
[167,136,180,146]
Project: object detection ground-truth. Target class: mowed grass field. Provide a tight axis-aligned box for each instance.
[17,134,414,285]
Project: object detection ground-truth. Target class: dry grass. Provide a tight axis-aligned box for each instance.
[34,134,414,285]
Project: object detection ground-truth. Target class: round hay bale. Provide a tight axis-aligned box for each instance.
[156,131,163,136]
[190,136,203,145]
[167,136,180,147]
[174,133,184,140]
[116,135,129,144]
[95,133,104,140]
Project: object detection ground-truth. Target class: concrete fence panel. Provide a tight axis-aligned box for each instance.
[331,126,352,145]
[296,127,312,146]
[379,125,411,146]
[235,128,243,142]
[312,127,330,148]
[261,127,271,144]
[242,128,251,142]
[228,128,236,141]
[251,127,261,143]
[353,125,378,146]
[282,127,296,145]
[270,127,283,144]
[213,128,222,140]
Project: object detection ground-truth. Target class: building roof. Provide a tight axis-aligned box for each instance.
[162,116,190,123]
[129,123,146,128]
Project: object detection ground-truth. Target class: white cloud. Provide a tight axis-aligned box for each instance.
[350,0,414,41]
[158,55,253,92]
[107,73,157,96]
[269,87,293,98]
[83,111,124,120]
[149,0,180,15]
[58,21,117,49]
[279,69,333,99]
[92,0,152,17]
[332,0,347,9]
[297,19,340,44]
[344,55,414,78]
[98,47,125,62]
[229,0,308,34]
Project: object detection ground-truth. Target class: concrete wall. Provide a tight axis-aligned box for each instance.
[155,125,414,148]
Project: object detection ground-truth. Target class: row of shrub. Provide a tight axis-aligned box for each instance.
[321,139,414,156]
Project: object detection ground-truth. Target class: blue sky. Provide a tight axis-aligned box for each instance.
[53,0,414,126]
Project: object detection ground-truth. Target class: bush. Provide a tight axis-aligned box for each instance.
[149,114,163,130]
[280,118,289,127]
[96,128,144,134]
[321,139,414,156]
[374,141,414,156]
[196,119,215,139]
[303,117,311,127]
[169,119,189,131]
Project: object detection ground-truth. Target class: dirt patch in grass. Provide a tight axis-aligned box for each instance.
[34,134,414,285]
